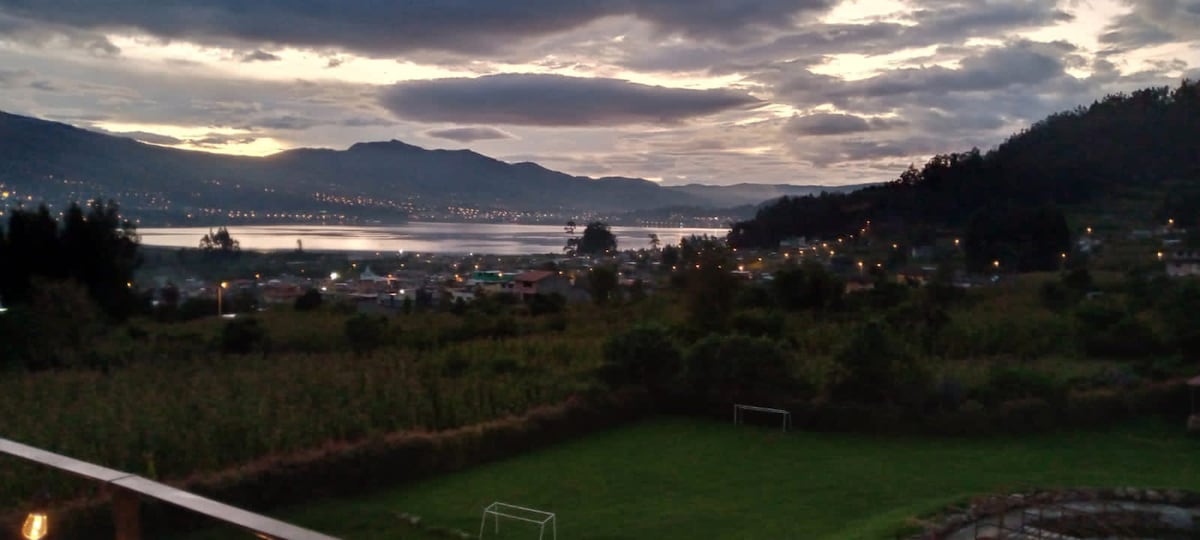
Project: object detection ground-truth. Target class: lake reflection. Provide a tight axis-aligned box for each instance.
[137,223,729,255]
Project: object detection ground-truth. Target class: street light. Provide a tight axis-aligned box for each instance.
[217,281,228,316]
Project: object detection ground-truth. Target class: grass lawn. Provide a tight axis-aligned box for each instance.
[179,416,1200,540]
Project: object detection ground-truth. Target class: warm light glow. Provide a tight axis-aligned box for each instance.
[993,260,1000,268]
[1086,227,1093,235]
[954,238,960,246]
[738,265,745,271]
[1158,251,1165,260]
[220,281,228,289]
[1168,218,1175,226]
[329,272,339,280]
[22,513,48,540]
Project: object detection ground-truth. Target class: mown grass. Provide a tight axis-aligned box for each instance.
[177,416,1200,540]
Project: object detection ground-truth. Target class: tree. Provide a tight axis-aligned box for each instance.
[963,204,1070,273]
[588,265,619,305]
[220,317,268,355]
[648,233,661,251]
[600,323,681,394]
[0,200,140,320]
[681,241,738,332]
[563,220,579,256]
[577,222,617,254]
[771,261,844,312]
[200,226,240,253]
[294,289,323,311]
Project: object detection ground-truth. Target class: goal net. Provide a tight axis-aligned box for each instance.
[733,404,791,432]
[478,502,557,540]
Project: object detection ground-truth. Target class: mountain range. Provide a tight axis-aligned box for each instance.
[0,111,865,226]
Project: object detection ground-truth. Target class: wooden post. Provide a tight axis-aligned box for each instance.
[112,487,141,540]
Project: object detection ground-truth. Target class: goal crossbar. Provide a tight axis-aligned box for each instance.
[479,502,556,540]
[733,404,792,432]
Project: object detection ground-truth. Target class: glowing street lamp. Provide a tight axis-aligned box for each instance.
[22,513,48,540]
[217,281,228,316]
[992,260,1000,270]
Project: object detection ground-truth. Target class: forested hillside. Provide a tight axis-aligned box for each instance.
[729,80,1200,249]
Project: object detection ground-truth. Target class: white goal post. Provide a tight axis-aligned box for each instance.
[733,404,792,432]
[479,502,557,540]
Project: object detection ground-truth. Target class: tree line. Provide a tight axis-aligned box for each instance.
[0,200,141,319]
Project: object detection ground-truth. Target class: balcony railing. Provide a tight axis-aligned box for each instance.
[1,437,340,540]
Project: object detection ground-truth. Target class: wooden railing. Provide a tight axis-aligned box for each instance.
[0,437,340,540]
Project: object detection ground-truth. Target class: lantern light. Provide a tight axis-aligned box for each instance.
[22,513,48,540]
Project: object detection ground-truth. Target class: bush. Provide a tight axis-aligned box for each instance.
[975,365,1068,407]
[599,323,681,393]
[543,314,568,333]
[491,315,520,339]
[344,313,389,355]
[1081,315,1165,358]
[527,293,566,316]
[772,262,843,312]
[177,297,218,321]
[729,310,786,338]
[682,334,794,402]
[831,320,929,406]
[735,285,775,310]
[294,289,323,311]
[219,317,268,355]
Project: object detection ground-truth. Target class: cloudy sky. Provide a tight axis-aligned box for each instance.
[1,0,1198,186]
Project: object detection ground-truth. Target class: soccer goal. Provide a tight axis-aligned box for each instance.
[733,403,792,432]
[478,502,557,540]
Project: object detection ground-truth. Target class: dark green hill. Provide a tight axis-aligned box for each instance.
[730,80,1200,249]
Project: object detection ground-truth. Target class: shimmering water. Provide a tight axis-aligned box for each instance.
[137,223,728,255]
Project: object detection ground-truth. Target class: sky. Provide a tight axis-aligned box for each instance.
[1,0,1198,186]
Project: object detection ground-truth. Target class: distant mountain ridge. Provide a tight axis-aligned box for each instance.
[666,182,869,207]
[0,111,865,225]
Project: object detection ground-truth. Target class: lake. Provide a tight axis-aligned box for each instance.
[137,223,729,255]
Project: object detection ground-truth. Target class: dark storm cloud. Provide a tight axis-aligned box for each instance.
[341,116,396,127]
[1101,0,1200,52]
[240,49,281,63]
[92,128,184,145]
[425,126,515,142]
[380,73,763,126]
[776,40,1069,110]
[853,42,1066,97]
[192,134,257,147]
[243,115,320,130]
[623,1,1070,72]
[0,0,834,56]
[0,12,121,56]
[786,113,875,136]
